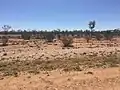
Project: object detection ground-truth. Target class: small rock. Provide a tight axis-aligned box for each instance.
[54,43,57,45]
[27,76,31,79]
[67,78,72,81]
[84,71,94,75]
[83,52,86,55]
[46,57,49,59]
[3,53,7,56]
[74,52,77,55]
[0,77,4,80]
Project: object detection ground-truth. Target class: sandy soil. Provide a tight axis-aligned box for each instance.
[1,41,120,62]
[0,39,120,90]
[0,68,120,90]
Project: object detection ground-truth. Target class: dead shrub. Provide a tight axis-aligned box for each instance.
[60,35,73,47]
[1,36,9,46]
[45,33,54,42]
[85,35,91,43]
[21,33,31,40]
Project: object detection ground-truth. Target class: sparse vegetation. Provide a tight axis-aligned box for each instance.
[0,52,119,77]
[1,36,9,46]
[0,24,119,44]
[45,33,55,42]
[21,31,31,40]
[1,25,11,46]
[104,30,114,41]
[95,33,104,41]
[60,35,73,47]
[85,35,91,43]
[0,24,119,78]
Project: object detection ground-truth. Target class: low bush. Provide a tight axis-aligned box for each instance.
[60,35,73,47]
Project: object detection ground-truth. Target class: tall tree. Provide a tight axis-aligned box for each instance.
[88,20,96,37]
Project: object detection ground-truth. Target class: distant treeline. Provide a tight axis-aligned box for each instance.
[0,29,120,40]
[0,29,120,36]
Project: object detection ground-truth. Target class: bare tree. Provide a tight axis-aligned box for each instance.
[1,25,11,46]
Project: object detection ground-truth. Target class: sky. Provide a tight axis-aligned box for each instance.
[0,0,120,30]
